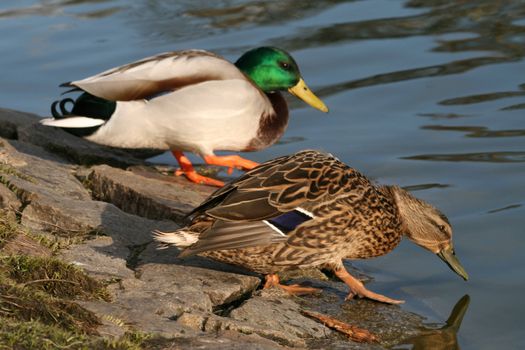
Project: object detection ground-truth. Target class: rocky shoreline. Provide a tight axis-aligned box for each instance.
[0,107,464,349]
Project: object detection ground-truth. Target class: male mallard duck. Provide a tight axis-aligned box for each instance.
[40,47,328,187]
[154,150,468,304]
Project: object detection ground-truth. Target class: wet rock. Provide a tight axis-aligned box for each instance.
[0,108,40,139]
[337,300,424,346]
[299,291,426,349]
[84,165,212,222]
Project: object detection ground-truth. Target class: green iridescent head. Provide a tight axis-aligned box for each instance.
[235,47,300,91]
[235,47,328,112]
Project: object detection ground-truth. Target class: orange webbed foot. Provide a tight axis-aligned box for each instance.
[264,274,321,295]
[204,154,259,174]
[183,170,225,187]
[171,150,225,187]
[334,267,404,305]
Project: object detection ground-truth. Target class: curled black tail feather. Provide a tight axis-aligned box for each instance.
[48,92,116,138]
[51,98,75,118]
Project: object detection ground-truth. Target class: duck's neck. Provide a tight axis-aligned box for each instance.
[245,92,289,151]
[389,185,426,238]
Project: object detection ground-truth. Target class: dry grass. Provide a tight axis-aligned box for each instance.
[0,211,167,349]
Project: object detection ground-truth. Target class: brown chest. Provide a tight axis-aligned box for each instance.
[244,92,289,151]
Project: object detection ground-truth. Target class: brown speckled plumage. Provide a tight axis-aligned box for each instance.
[154,150,468,303]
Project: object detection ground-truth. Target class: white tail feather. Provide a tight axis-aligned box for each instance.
[40,117,106,128]
[152,229,198,249]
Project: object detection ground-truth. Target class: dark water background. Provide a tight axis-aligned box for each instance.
[1,1,524,348]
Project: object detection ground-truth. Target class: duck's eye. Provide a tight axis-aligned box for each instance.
[279,62,290,70]
[438,225,446,232]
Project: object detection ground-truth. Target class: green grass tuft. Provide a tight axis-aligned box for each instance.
[0,277,100,333]
[0,213,22,248]
[0,203,176,349]
[0,255,111,301]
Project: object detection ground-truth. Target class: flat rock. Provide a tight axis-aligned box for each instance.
[0,138,176,244]
[17,122,153,168]
[0,108,40,139]
[60,236,135,280]
[78,297,195,339]
[0,138,90,201]
[137,262,260,308]
[151,331,288,350]
[170,289,334,348]
[75,261,261,341]
[226,288,332,347]
[84,165,212,222]
[22,196,178,245]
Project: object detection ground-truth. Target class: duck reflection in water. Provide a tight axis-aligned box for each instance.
[395,295,470,350]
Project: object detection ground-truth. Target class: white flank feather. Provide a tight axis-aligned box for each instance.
[152,229,198,249]
[295,207,315,218]
[262,220,286,237]
[40,117,106,128]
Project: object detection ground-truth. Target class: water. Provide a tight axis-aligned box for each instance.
[1,0,524,348]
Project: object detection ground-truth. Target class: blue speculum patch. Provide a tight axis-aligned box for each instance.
[268,210,312,234]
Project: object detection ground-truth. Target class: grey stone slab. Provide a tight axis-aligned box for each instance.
[137,263,260,308]
[17,122,151,167]
[85,165,212,222]
[0,108,40,139]
[60,236,135,280]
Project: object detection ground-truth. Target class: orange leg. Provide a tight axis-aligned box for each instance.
[263,274,321,295]
[171,150,224,187]
[203,154,259,175]
[334,267,404,304]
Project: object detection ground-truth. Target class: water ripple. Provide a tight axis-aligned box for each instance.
[421,125,525,138]
[402,152,525,163]
[403,183,450,191]
[487,204,522,214]
[439,91,525,106]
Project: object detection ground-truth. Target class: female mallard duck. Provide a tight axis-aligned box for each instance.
[40,47,328,187]
[154,150,468,304]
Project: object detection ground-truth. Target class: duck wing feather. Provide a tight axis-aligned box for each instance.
[63,50,247,101]
[180,150,358,256]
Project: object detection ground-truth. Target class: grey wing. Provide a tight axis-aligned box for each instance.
[178,220,287,258]
[64,50,245,101]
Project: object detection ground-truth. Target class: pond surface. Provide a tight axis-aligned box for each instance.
[1,1,524,348]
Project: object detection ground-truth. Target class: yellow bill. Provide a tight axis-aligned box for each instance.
[288,78,328,113]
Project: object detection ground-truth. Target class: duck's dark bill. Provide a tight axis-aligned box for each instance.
[437,246,469,281]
